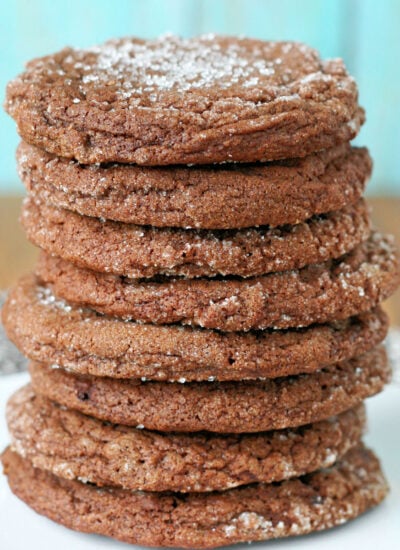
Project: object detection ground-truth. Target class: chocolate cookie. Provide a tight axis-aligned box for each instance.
[1,445,388,548]
[18,141,371,229]
[36,233,399,331]
[7,386,365,492]
[28,347,389,433]
[21,197,371,278]
[3,274,388,381]
[6,36,364,166]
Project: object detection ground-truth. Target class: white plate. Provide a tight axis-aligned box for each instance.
[0,371,399,550]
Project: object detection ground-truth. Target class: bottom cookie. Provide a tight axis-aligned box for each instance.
[2,445,387,549]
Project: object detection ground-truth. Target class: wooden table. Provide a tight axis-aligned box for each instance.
[0,196,399,326]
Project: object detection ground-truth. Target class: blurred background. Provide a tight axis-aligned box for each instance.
[1,0,399,195]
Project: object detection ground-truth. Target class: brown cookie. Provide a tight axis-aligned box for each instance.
[2,274,388,382]
[21,196,371,278]
[7,386,365,493]
[6,36,364,166]
[28,347,389,433]
[36,232,400,332]
[1,445,388,548]
[18,141,371,229]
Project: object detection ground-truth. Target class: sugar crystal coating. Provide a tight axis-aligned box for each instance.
[34,232,400,332]
[6,386,366,492]
[6,35,364,164]
[2,274,389,382]
[79,34,318,97]
[1,445,389,548]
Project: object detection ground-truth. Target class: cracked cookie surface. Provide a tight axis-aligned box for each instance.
[36,232,400,331]
[1,445,388,548]
[6,36,364,166]
[7,386,365,492]
[28,347,389,433]
[18,141,370,229]
[2,274,388,381]
[22,197,371,278]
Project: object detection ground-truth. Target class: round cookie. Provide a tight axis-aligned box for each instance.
[1,446,388,548]
[3,274,388,382]
[6,36,364,166]
[18,141,371,229]
[21,197,371,278]
[36,232,400,332]
[7,386,365,493]
[29,346,389,433]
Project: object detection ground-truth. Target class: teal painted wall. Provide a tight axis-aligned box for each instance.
[1,0,399,195]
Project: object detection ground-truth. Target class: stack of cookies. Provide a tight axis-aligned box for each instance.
[2,35,400,548]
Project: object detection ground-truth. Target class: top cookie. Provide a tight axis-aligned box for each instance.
[6,35,363,165]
